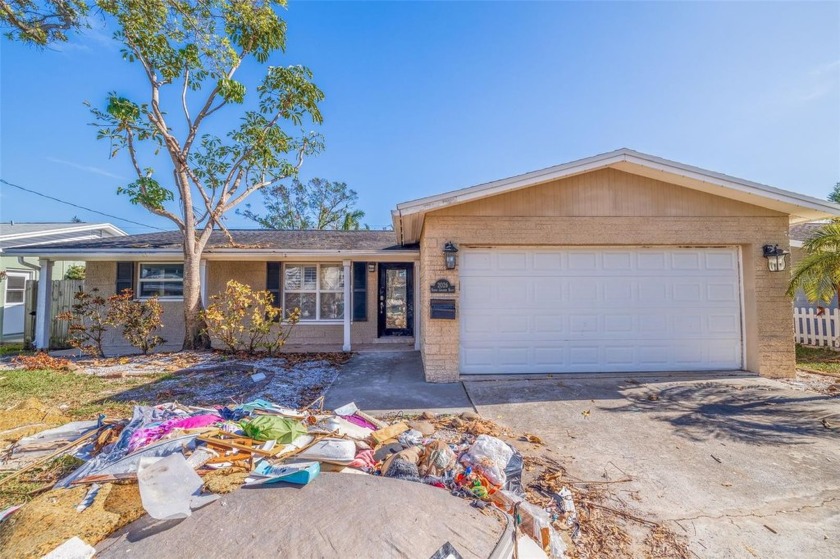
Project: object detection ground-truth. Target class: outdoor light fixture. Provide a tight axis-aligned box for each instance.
[443,241,459,270]
[368,263,376,273]
[762,244,789,272]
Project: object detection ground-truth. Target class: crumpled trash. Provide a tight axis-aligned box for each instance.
[397,429,424,447]
[418,440,456,477]
[137,453,218,520]
[381,446,422,476]
[371,422,409,445]
[460,435,514,487]
[554,487,579,538]
[517,500,567,559]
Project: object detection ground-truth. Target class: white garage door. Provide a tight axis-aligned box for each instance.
[460,247,743,374]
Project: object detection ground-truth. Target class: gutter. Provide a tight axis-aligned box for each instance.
[2,248,421,261]
[16,257,40,271]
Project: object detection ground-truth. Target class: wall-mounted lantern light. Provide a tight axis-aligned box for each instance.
[443,241,459,270]
[367,263,376,273]
[762,244,789,272]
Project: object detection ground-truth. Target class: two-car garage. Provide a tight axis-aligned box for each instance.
[459,247,744,374]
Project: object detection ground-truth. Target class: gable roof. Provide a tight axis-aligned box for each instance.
[0,222,126,251]
[2,229,415,260]
[392,148,840,244]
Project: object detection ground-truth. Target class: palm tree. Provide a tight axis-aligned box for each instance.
[787,221,840,304]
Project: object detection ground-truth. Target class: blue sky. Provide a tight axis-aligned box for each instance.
[1,1,838,233]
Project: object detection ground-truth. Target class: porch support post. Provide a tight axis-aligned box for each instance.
[343,259,351,352]
[413,261,420,350]
[199,259,208,307]
[34,259,53,350]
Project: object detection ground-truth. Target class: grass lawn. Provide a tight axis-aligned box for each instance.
[795,344,840,378]
[0,368,159,420]
[0,369,166,509]
[0,343,26,357]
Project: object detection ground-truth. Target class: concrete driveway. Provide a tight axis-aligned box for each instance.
[465,374,840,559]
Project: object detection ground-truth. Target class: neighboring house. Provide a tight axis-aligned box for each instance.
[0,222,126,341]
[6,149,840,381]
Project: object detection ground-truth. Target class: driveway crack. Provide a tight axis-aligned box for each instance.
[668,496,839,522]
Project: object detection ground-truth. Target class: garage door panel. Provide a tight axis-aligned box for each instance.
[534,278,565,303]
[707,283,738,302]
[533,252,563,271]
[460,247,743,374]
[568,252,598,270]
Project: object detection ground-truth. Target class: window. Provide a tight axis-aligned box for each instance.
[4,274,26,304]
[283,264,344,321]
[138,263,184,298]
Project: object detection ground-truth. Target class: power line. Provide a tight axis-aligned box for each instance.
[0,178,168,231]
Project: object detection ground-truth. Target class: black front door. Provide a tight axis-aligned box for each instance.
[378,263,414,337]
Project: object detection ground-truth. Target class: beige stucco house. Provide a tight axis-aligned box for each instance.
[7,150,840,382]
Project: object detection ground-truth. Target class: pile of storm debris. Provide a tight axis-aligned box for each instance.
[0,398,691,559]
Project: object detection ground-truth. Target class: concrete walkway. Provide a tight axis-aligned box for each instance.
[324,351,474,415]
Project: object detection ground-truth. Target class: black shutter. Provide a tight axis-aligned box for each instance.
[266,262,281,308]
[116,262,134,295]
[352,262,367,321]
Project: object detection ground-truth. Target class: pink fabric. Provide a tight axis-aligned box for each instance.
[340,414,378,430]
[169,414,222,430]
[347,449,376,470]
[128,414,221,453]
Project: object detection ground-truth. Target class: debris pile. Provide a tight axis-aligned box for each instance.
[0,396,586,558]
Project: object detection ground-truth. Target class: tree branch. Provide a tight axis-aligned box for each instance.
[181,67,191,127]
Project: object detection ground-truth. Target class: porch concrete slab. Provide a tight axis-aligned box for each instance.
[324,351,474,415]
[96,473,505,559]
[464,374,840,559]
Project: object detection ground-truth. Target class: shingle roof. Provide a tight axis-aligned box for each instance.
[790,221,831,242]
[15,229,411,252]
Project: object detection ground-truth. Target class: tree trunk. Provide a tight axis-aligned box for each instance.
[182,249,210,350]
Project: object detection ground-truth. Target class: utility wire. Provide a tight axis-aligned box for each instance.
[0,178,167,231]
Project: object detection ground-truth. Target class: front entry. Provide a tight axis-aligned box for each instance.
[378,263,414,337]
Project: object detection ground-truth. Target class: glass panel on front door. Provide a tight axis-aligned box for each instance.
[378,263,414,337]
[385,268,407,330]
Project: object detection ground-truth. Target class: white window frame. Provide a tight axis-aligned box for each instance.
[282,263,345,322]
[137,262,184,300]
[3,270,30,305]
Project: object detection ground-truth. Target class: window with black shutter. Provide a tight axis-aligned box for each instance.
[352,262,367,321]
[266,262,281,308]
[116,262,134,295]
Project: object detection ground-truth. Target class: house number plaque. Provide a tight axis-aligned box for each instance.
[430,279,456,293]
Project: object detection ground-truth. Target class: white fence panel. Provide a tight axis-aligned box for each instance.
[794,307,840,348]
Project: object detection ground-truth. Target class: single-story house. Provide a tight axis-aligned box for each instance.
[7,149,840,381]
[0,222,126,341]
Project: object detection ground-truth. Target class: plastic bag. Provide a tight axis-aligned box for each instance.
[518,501,567,559]
[137,454,217,520]
[460,435,514,487]
[504,449,524,496]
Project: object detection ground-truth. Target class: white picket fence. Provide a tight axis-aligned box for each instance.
[794,307,840,348]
